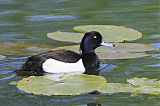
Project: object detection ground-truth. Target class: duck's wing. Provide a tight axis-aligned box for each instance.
[28,49,81,63]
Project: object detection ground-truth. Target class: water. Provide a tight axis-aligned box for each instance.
[0,0,160,105]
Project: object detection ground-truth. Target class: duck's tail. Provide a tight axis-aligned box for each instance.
[15,69,44,76]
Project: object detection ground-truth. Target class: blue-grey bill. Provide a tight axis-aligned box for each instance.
[100,41,115,47]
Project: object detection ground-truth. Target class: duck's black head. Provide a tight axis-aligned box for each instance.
[80,31,115,75]
[80,31,114,53]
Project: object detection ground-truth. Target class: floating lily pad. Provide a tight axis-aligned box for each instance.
[96,43,158,53]
[73,25,142,42]
[98,83,135,94]
[0,55,6,59]
[128,77,160,96]
[53,43,158,59]
[133,86,160,96]
[127,77,160,87]
[0,42,55,56]
[17,74,106,96]
[47,31,83,43]
[17,76,160,96]
[98,52,149,59]
[99,77,160,96]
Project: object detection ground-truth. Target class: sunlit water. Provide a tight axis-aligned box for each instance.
[0,0,160,105]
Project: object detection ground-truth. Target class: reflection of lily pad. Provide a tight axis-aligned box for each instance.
[0,42,55,56]
[47,31,83,43]
[73,25,142,42]
[0,55,6,59]
[53,43,157,59]
[17,74,106,96]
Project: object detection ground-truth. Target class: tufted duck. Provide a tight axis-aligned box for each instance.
[16,31,115,76]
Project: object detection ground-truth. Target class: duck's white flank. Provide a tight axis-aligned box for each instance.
[42,58,85,73]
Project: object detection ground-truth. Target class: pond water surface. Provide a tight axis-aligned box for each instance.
[0,0,160,106]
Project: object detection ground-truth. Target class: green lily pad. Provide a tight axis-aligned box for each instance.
[47,31,83,43]
[96,43,158,53]
[17,76,160,96]
[17,74,106,96]
[128,77,160,96]
[0,55,6,59]
[0,42,55,56]
[98,83,135,94]
[53,43,157,59]
[73,25,142,42]
[133,86,160,96]
[99,77,160,96]
[127,77,160,87]
[98,52,149,59]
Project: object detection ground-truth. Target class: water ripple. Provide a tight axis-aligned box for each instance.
[0,0,17,5]
[100,64,117,73]
[0,73,16,81]
[151,43,160,49]
[0,22,19,27]
[149,63,160,67]
[151,54,160,58]
[0,10,20,15]
[26,47,50,52]
[25,15,77,21]
[0,70,14,75]
[151,34,160,38]
[0,56,25,81]
[49,95,92,103]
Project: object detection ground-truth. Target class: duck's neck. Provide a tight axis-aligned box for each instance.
[81,45,95,53]
[81,52,100,74]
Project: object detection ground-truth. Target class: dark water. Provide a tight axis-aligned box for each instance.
[0,0,160,106]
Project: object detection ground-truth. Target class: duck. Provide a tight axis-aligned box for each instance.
[16,31,115,76]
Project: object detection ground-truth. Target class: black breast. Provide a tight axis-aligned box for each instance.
[81,52,100,75]
[16,50,81,76]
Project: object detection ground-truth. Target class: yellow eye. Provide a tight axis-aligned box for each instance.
[93,36,97,39]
